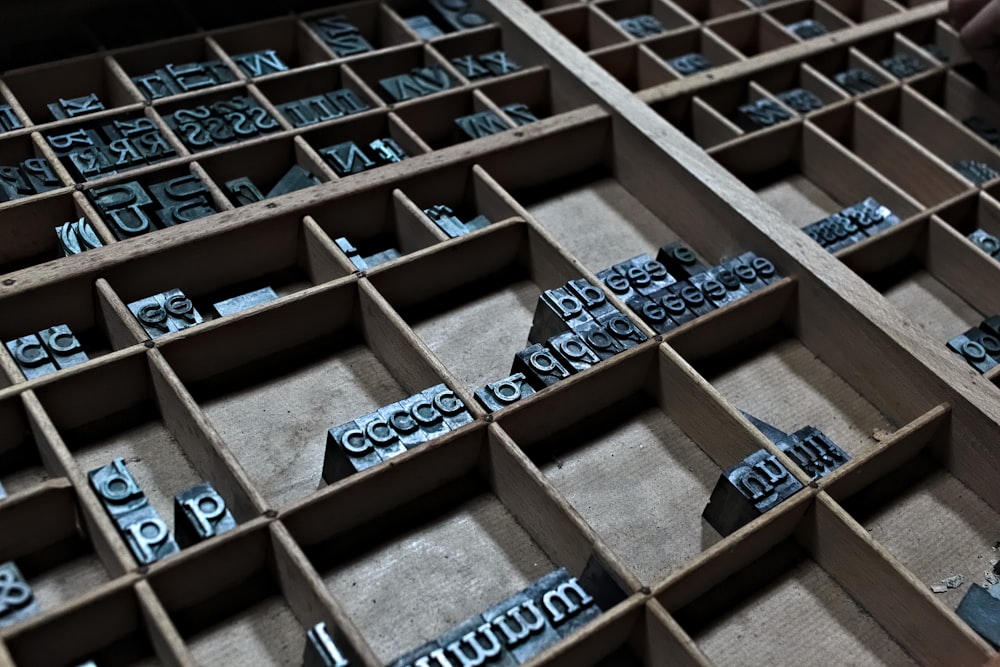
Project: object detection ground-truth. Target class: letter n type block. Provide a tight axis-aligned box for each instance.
[702,449,803,536]
[778,427,849,480]
[174,482,237,547]
[303,622,350,667]
[0,562,39,628]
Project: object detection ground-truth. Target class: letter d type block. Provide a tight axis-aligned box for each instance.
[173,482,237,547]
[702,449,803,537]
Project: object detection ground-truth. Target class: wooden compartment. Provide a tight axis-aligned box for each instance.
[299,108,429,169]
[212,17,335,76]
[0,395,55,496]
[0,484,114,622]
[645,27,744,78]
[0,192,107,277]
[342,43,464,106]
[302,0,420,58]
[283,424,629,664]
[255,61,383,119]
[765,0,855,40]
[157,278,462,510]
[821,0,901,24]
[0,133,72,212]
[393,88,513,149]
[710,121,921,231]
[595,0,697,37]
[113,35,241,104]
[752,60,852,112]
[3,55,142,126]
[544,5,632,52]
[591,43,678,91]
[706,13,798,58]
[851,30,942,80]
[663,0,756,23]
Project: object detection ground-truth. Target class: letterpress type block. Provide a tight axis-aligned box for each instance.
[388,641,443,667]
[702,448,803,536]
[304,621,351,667]
[657,242,708,280]
[479,51,521,77]
[669,281,716,317]
[5,334,57,379]
[423,204,467,238]
[121,508,180,565]
[379,400,426,449]
[324,420,380,480]
[879,53,928,78]
[406,15,446,39]
[969,229,1000,257]
[212,287,278,317]
[981,315,1000,338]
[48,93,105,121]
[571,321,624,360]
[369,138,408,164]
[128,288,203,338]
[598,311,647,349]
[618,14,665,38]
[778,426,849,480]
[437,614,517,667]
[89,181,155,240]
[776,87,824,114]
[667,53,712,76]
[225,177,265,207]
[957,584,1000,648]
[232,50,289,78]
[309,15,373,55]
[627,294,678,334]
[474,373,536,412]
[785,19,827,39]
[658,290,697,326]
[405,392,451,440]
[566,278,618,319]
[423,383,474,430]
[512,343,572,389]
[266,165,321,198]
[956,327,1000,371]
[953,159,1000,184]
[534,568,601,638]
[0,562,39,628]
[21,158,61,193]
[88,458,148,526]
[480,586,560,663]
[38,325,88,370]
[501,103,539,126]
[379,74,434,102]
[362,248,401,267]
[334,237,367,271]
[173,482,237,547]
[464,214,490,233]
[529,287,594,344]
[0,166,33,201]
[690,271,744,308]
[834,67,881,94]
[722,253,767,292]
[732,98,792,131]
[0,105,23,133]
[355,411,407,460]
[452,54,492,80]
[547,330,601,372]
[846,197,899,237]
[454,110,510,141]
[596,266,637,304]
[612,255,675,296]
[321,141,376,176]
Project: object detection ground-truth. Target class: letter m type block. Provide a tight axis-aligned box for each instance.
[702,448,803,537]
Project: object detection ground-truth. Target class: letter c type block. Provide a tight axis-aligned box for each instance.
[173,482,237,547]
[703,449,803,537]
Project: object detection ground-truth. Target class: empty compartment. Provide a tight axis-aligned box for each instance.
[666,0,756,23]
[595,0,695,37]
[158,279,461,509]
[591,43,677,92]
[0,395,57,497]
[822,0,901,22]
[706,13,797,58]
[544,5,632,52]
[3,54,141,125]
[4,582,172,665]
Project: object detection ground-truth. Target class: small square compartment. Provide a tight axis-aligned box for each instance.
[114,35,241,103]
[301,111,426,176]
[3,55,141,126]
[0,395,53,498]
[706,13,798,59]
[596,0,696,37]
[255,62,381,128]
[645,28,742,78]
[0,133,71,209]
[0,192,106,277]
[754,60,851,115]
[154,87,282,155]
[543,5,632,52]
[393,89,511,149]
[344,43,461,106]
[591,43,677,92]
[302,0,420,58]
[766,0,854,41]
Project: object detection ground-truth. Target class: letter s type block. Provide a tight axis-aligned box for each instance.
[702,449,803,537]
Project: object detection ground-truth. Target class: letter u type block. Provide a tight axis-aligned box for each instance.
[702,449,803,537]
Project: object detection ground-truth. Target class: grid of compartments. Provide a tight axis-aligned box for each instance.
[2,0,1000,666]
[0,2,572,277]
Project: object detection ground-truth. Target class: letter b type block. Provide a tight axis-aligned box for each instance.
[703,449,803,536]
[174,482,237,547]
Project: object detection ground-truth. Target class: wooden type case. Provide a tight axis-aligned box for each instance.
[0,0,999,665]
